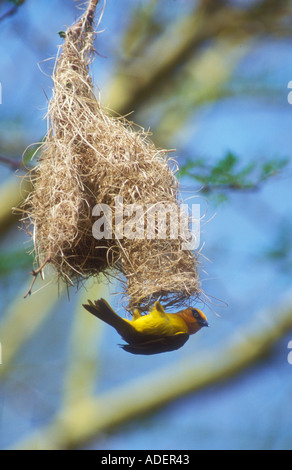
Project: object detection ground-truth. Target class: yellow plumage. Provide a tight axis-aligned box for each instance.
[83,298,209,355]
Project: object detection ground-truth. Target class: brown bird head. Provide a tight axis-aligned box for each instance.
[177,307,209,335]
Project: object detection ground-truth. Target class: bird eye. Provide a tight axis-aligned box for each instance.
[191,309,200,319]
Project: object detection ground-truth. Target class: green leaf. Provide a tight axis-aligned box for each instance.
[58,31,66,39]
[260,157,289,181]
[178,152,289,202]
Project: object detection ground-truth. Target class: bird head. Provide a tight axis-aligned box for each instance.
[177,307,209,335]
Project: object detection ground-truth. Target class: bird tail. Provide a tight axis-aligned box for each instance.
[82,298,133,340]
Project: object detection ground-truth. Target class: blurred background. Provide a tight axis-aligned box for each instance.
[0,0,292,450]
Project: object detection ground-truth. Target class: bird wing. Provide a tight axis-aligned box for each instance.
[83,298,191,355]
[120,332,189,355]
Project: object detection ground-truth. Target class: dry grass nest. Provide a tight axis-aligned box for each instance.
[21,5,203,311]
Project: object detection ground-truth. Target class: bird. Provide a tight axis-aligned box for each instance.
[83,298,209,355]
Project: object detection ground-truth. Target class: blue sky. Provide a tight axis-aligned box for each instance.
[0,0,292,450]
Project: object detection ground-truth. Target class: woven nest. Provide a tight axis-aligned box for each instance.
[22,4,202,311]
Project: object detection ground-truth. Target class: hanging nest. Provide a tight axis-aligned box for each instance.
[22,1,202,311]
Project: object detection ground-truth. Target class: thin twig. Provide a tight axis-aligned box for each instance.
[24,256,52,299]
[0,4,18,23]
[0,154,25,171]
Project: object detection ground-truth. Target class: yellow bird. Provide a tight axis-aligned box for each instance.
[83,298,209,355]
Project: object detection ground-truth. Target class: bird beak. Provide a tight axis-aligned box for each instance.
[199,318,210,328]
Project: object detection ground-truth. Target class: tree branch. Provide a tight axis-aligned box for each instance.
[106,0,292,115]
[68,0,100,40]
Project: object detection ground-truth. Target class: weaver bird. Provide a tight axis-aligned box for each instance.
[83,298,209,355]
